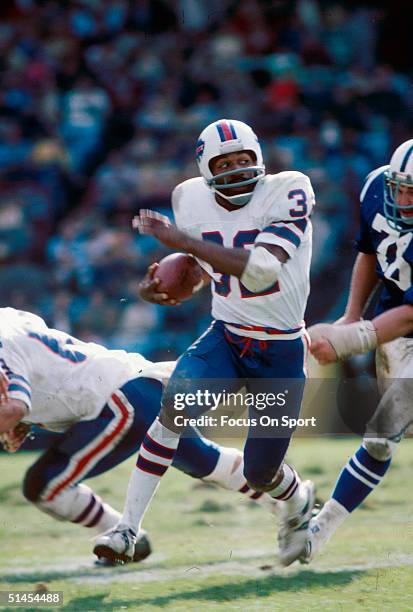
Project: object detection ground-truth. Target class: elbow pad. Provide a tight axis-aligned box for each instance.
[240,246,282,293]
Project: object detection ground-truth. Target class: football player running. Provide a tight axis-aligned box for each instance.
[0,307,280,565]
[96,119,316,566]
[296,139,413,563]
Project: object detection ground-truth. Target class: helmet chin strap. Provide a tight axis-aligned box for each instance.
[212,188,254,207]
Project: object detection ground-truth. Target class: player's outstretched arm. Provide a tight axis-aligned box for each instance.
[309,304,413,364]
[338,253,379,324]
[309,252,379,364]
[371,304,413,344]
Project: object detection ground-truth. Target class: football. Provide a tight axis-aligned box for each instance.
[154,253,204,301]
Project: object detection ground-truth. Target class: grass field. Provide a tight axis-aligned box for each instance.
[0,438,412,611]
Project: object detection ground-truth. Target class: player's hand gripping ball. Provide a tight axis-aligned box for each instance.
[154,253,204,301]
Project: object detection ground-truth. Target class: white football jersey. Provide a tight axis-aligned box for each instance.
[172,172,314,338]
[0,308,173,431]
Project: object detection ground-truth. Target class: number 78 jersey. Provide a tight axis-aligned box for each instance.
[172,171,315,337]
[356,165,413,325]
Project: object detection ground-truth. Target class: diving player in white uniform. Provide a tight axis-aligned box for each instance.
[294,139,413,563]
[96,119,316,566]
[0,307,280,564]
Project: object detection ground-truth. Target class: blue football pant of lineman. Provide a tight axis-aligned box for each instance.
[162,320,306,491]
[23,377,220,528]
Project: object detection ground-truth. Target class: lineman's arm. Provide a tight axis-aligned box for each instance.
[309,305,413,364]
[338,253,379,323]
[373,304,413,343]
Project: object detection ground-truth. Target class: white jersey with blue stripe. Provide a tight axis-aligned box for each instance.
[0,308,172,431]
[172,172,314,338]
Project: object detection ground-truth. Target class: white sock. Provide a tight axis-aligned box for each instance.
[268,464,307,515]
[121,418,180,534]
[310,498,349,553]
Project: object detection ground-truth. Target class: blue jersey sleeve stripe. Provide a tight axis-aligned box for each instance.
[261,225,301,248]
[291,219,307,233]
[276,219,308,234]
[8,383,32,400]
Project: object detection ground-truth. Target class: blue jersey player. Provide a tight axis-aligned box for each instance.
[297,139,413,563]
[96,119,316,566]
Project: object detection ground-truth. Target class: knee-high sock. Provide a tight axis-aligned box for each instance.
[268,464,308,515]
[121,418,180,534]
[332,443,391,512]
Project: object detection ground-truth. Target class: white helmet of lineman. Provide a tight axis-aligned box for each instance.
[384,138,413,233]
[196,119,265,206]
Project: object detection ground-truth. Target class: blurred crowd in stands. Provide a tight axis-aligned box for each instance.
[0,0,412,359]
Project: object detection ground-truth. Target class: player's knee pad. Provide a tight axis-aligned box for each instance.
[202,446,244,490]
[363,437,397,461]
[244,463,280,492]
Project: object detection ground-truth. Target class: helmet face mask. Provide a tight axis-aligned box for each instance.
[196,119,265,207]
[383,138,413,233]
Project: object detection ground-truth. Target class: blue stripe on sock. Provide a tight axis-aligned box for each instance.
[349,458,381,485]
[356,445,389,476]
[332,444,391,512]
[332,466,372,512]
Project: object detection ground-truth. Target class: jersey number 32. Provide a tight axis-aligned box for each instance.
[202,230,280,298]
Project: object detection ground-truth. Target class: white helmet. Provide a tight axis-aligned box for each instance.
[384,139,413,233]
[196,119,265,206]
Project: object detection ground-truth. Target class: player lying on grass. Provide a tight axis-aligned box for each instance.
[0,307,279,565]
[295,139,413,564]
[96,119,316,567]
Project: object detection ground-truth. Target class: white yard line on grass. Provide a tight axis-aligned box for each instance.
[1,551,413,585]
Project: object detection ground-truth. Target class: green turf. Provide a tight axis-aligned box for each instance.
[0,438,412,611]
